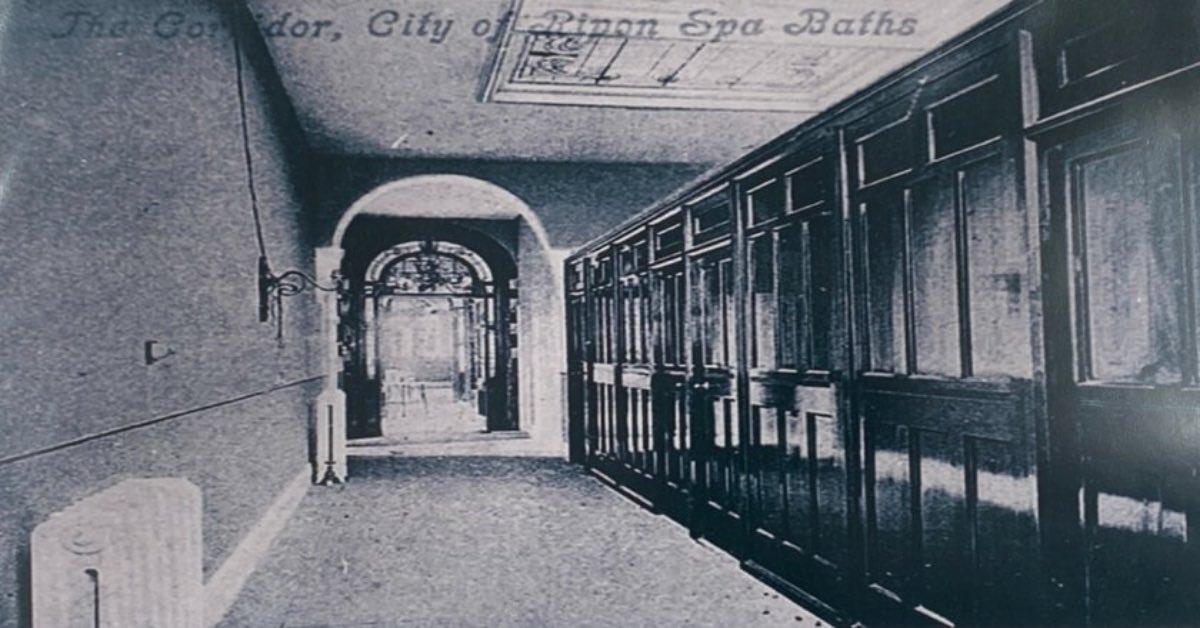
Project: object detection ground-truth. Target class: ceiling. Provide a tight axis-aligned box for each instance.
[249,0,1011,163]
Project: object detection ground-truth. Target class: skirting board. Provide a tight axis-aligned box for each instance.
[203,466,311,627]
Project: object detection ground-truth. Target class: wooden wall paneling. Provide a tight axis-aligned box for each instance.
[562,3,1200,624]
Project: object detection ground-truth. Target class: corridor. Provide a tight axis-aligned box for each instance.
[5,1,1198,625]
[220,456,816,627]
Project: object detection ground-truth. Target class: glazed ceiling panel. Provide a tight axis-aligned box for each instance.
[486,0,1011,111]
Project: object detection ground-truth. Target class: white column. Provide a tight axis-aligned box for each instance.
[313,246,347,484]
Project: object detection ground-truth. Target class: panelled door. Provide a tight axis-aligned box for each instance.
[615,237,659,499]
[737,150,856,615]
[1042,97,1200,625]
[849,47,1043,625]
[648,252,689,521]
[587,252,618,466]
[687,239,743,548]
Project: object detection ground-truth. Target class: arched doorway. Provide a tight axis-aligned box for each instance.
[310,175,568,483]
[340,220,520,440]
[364,239,517,438]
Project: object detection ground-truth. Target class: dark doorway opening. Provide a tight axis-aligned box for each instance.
[340,218,520,440]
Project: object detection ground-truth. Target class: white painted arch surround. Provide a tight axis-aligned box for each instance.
[331,175,554,252]
[313,176,568,480]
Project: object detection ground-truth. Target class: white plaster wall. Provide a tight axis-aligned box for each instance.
[0,1,319,624]
[516,221,568,454]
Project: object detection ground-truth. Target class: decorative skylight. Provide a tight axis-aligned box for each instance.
[484,0,1011,111]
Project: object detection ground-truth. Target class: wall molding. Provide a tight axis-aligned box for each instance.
[0,375,325,468]
[203,466,311,627]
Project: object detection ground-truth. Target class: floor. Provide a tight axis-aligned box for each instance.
[380,383,485,442]
[349,432,547,458]
[220,456,821,627]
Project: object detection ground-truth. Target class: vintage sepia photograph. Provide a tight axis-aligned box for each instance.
[1,0,1198,625]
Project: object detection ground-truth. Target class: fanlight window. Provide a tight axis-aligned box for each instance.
[381,253,479,294]
[366,241,493,296]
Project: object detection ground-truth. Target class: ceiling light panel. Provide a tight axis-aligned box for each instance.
[485,0,1012,111]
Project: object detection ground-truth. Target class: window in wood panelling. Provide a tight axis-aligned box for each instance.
[638,280,648,362]
[593,292,610,363]
[808,212,836,371]
[722,258,738,367]
[927,77,1003,160]
[789,157,829,212]
[657,274,670,365]
[624,242,643,276]
[630,290,639,364]
[1075,142,1184,385]
[603,294,615,363]
[621,283,632,363]
[570,300,587,358]
[654,220,683,257]
[749,178,786,226]
[592,297,603,362]
[623,280,647,364]
[779,213,836,371]
[699,256,737,367]
[864,199,909,373]
[859,119,914,187]
[699,261,723,366]
[1057,14,1141,88]
[778,225,804,370]
[750,235,778,368]
[659,271,685,366]
[911,178,961,376]
[593,255,612,286]
[639,282,649,363]
[691,195,732,240]
[567,262,585,292]
[963,156,1031,378]
[673,273,686,365]
[640,280,651,362]
[700,258,734,369]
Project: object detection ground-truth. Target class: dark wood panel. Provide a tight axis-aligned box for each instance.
[860,378,1029,442]
[1030,0,1200,118]
[562,3,1200,626]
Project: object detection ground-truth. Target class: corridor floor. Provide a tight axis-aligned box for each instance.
[220,457,820,627]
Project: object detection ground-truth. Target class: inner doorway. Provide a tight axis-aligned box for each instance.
[348,236,519,440]
[375,294,486,440]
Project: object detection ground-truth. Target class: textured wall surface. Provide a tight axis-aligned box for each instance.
[0,1,319,625]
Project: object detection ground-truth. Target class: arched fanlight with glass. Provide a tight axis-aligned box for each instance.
[365,240,493,298]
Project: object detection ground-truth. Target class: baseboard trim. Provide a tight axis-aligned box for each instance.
[203,466,310,627]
